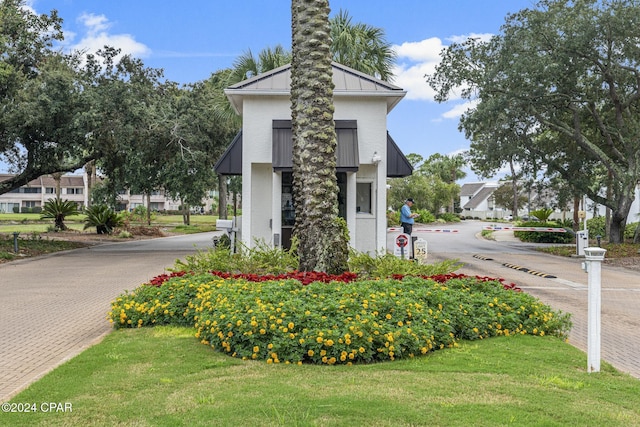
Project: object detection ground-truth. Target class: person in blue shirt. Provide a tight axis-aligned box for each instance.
[400,198,418,235]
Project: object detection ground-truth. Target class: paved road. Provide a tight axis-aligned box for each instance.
[0,233,219,402]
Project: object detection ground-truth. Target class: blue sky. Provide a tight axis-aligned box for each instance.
[16,0,536,181]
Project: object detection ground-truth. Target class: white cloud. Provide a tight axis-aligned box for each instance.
[393,37,445,63]
[79,13,111,36]
[69,13,150,59]
[392,34,491,109]
[447,32,494,44]
[392,37,444,101]
[441,99,478,119]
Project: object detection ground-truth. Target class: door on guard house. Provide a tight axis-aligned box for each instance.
[280,172,346,250]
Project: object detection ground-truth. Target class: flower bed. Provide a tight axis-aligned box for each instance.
[109,271,571,365]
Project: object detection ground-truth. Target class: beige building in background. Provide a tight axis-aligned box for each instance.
[0,173,216,213]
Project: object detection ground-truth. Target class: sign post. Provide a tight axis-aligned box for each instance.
[394,233,410,259]
[414,238,427,263]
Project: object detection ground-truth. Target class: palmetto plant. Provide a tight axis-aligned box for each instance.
[40,198,80,231]
[530,208,554,223]
[84,205,124,234]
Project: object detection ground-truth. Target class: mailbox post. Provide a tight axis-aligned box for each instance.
[582,247,606,373]
[215,218,237,253]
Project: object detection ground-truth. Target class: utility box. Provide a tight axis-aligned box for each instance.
[576,229,589,257]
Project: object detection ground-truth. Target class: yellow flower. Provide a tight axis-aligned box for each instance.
[385,313,392,320]
[253,346,260,353]
[308,349,315,357]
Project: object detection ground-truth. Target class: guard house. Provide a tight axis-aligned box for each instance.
[215,62,412,253]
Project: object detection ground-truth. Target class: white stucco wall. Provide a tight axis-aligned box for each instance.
[240,97,290,248]
[239,93,392,253]
[336,97,388,253]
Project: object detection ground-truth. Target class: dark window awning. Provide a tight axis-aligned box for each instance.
[272,120,359,172]
[214,124,413,178]
[214,131,242,175]
[386,132,413,177]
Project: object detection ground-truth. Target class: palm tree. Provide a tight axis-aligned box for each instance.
[228,11,396,88]
[230,45,292,83]
[420,153,467,213]
[330,9,397,82]
[290,0,348,273]
[40,198,79,231]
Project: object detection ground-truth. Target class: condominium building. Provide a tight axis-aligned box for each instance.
[0,173,216,213]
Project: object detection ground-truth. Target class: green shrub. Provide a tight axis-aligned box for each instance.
[121,205,156,223]
[415,209,436,224]
[109,275,201,328]
[174,240,298,275]
[84,205,124,234]
[348,250,461,278]
[514,221,574,243]
[438,212,461,222]
[584,216,638,241]
[386,210,400,227]
[109,273,572,365]
[624,222,639,240]
[587,216,606,238]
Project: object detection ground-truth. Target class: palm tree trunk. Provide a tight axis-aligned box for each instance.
[291,0,348,273]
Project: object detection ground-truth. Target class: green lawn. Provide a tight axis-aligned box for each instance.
[0,213,219,234]
[2,327,638,427]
